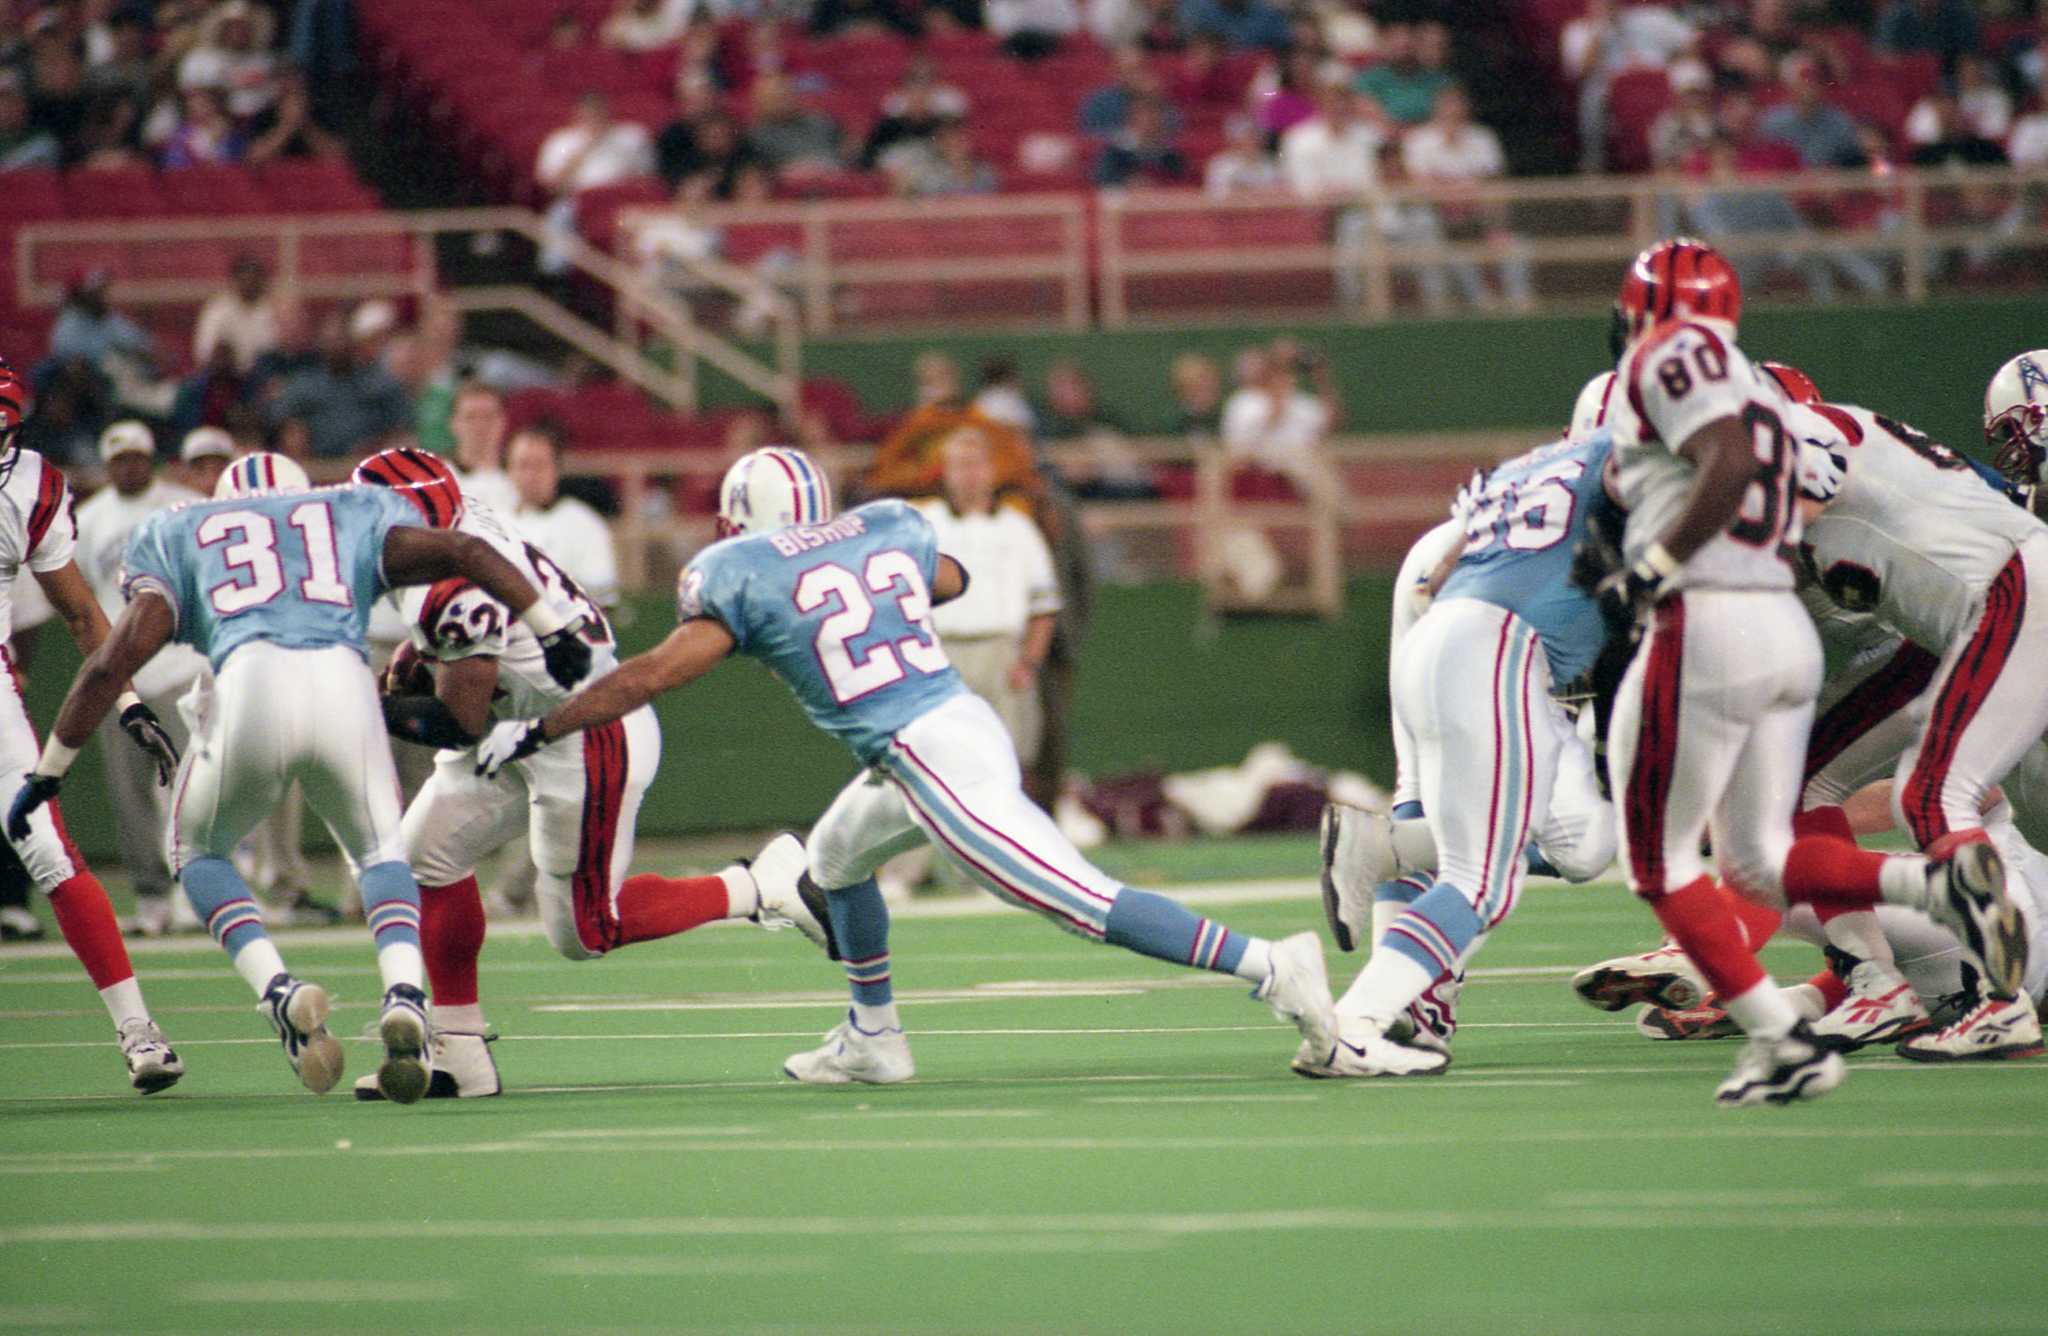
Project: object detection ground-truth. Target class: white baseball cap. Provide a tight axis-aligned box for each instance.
[180,426,235,461]
[98,419,155,462]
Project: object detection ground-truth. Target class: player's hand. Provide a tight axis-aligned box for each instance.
[382,641,433,697]
[1595,558,1667,627]
[475,718,548,778]
[537,617,595,690]
[120,703,180,786]
[1006,660,1038,692]
[8,774,59,841]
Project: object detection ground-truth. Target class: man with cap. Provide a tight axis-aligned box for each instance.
[179,425,236,496]
[75,422,209,937]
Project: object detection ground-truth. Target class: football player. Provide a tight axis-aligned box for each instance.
[1591,238,2017,1105]
[0,358,184,1094]
[1986,349,2048,519]
[349,449,824,1100]
[10,453,593,1103]
[476,446,1339,1084]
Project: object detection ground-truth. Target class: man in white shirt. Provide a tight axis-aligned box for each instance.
[192,253,279,374]
[535,93,655,273]
[74,422,208,936]
[448,382,521,516]
[1220,345,1335,494]
[1280,85,1385,307]
[507,423,621,609]
[178,425,236,496]
[1400,83,1533,310]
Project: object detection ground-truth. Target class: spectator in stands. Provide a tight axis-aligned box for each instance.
[1561,0,1697,171]
[1281,83,1383,306]
[1128,0,1186,53]
[745,74,843,181]
[1759,54,1863,168]
[2011,12,2048,102]
[446,380,521,513]
[985,0,1081,59]
[1042,362,1153,502]
[173,339,255,436]
[1171,352,1224,438]
[671,109,770,202]
[1909,88,2009,167]
[1876,0,1980,73]
[245,66,344,163]
[1081,46,1171,138]
[1684,135,1884,302]
[974,356,1037,435]
[178,0,278,125]
[1355,21,1451,127]
[46,269,155,387]
[536,91,655,273]
[507,422,621,609]
[25,27,90,150]
[1169,33,1243,109]
[809,0,923,41]
[600,0,694,52]
[1039,359,1133,440]
[181,424,237,496]
[1092,94,1189,185]
[1249,47,1322,140]
[1221,340,1334,495]
[1906,56,2012,147]
[194,253,279,375]
[160,85,245,166]
[883,117,998,195]
[0,68,60,170]
[2011,98,2048,171]
[267,307,412,458]
[655,74,725,190]
[867,351,1041,501]
[1205,112,1282,194]
[1402,82,1532,311]
[71,93,150,169]
[1649,57,1717,170]
[86,12,156,111]
[860,57,969,169]
[1178,0,1289,53]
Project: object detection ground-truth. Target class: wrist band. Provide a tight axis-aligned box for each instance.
[115,690,142,715]
[1640,543,1680,580]
[33,736,79,781]
[519,601,566,638]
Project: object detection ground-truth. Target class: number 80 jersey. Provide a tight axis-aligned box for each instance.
[677,498,964,764]
[122,484,421,672]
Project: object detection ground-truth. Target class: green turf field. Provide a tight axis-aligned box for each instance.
[5,867,2046,1335]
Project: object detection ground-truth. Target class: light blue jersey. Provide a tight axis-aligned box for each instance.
[1438,432,1616,687]
[121,484,421,671]
[677,498,965,763]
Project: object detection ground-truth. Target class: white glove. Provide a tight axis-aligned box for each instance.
[474,718,547,778]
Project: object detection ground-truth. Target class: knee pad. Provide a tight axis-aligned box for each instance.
[538,890,601,961]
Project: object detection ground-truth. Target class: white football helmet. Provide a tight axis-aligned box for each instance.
[715,447,832,539]
[215,451,310,498]
[1985,350,2048,487]
[1568,372,1616,441]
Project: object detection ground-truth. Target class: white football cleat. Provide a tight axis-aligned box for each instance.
[1636,1001,1742,1041]
[1253,931,1339,1052]
[354,1030,502,1100]
[375,983,432,1105]
[1385,971,1460,1056]
[259,973,343,1095]
[1292,1019,1450,1078]
[117,1017,184,1095]
[1809,961,1932,1052]
[1319,803,1397,953]
[1924,839,2028,1001]
[746,832,834,955]
[1571,942,1706,1012]
[1896,994,2045,1063]
[0,903,46,940]
[783,1012,915,1085]
[1713,1022,1846,1107]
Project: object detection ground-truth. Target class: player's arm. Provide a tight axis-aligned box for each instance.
[1652,415,1760,566]
[381,527,592,689]
[35,561,116,658]
[932,554,967,605]
[30,562,179,784]
[9,593,179,836]
[382,655,496,750]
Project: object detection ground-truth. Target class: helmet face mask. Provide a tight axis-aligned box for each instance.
[1986,352,2048,488]
[352,448,465,527]
[1615,238,1742,350]
[0,358,26,451]
[715,448,832,540]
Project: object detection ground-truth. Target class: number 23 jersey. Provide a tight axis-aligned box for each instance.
[678,498,965,764]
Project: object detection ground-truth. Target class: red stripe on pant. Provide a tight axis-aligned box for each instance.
[571,720,630,954]
[1477,616,1513,907]
[1625,596,1685,897]
[1801,642,1940,785]
[1902,555,2028,846]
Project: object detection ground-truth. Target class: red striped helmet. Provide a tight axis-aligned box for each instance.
[353,448,464,528]
[0,359,26,439]
[1613,238,1742,352]
[1759,361,1821,405]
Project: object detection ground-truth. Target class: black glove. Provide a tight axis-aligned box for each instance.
[8,774,60,841]
[120,702,180,786]
[537,616,594,690]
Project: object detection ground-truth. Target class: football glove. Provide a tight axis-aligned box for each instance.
[120,702,180,786]
[475,718,548,778]
[537,617,595,690]
[8,774,59,841]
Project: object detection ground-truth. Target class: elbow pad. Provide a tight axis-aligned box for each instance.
[381,695,482,751]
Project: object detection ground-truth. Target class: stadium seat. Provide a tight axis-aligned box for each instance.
[61,168,170,219]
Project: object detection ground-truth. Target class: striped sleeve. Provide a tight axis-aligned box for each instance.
[22,460,76,573]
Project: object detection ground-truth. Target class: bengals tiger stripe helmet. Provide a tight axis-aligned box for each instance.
[353,447,465,527]
[1610,238,1742,357]
[1759,361,1822,405]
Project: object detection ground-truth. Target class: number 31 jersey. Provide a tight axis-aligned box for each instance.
[392,502,619,720]
[678,498,964,764]
[1612,319,1811,593]
[122,484,420,672]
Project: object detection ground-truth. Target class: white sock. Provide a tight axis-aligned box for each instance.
[1231,937,1273,984]
[850,1000,902,1033]
[1783,982,1827,1022]
[98,976,148,1029]
[1879,854,1931,909]
[432,1002,485,1033]
[1720,976,1798,1041]
[1390,820,1438,876]
[1371,899,1411,947]
[378,940,425,992]
[232,938,288,996]
[720,866,759,919]
[1821,908,1898,972]
[1336,950,1435,1026]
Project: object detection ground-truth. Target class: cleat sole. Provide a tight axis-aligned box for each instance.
[1318,807,1356,954]
[1573,966,1702,1013]
[376,1010,430,1105]
[284,985,343,1096]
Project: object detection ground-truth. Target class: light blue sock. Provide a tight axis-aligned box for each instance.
[1379,882,1485,982]
[1104,888,1255,978]
[181,856,285,994]
[1392,800,1426,821]
[360,860,423,991]
[827,878,898,1032]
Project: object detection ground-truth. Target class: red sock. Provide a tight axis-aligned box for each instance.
[1805,968,1850,1011]
[1649,875,1768,1000]
[615,873,731,947]
[420,876,485,1007]
[1793,805,1855,843]
[48,873,134,990]
[1714,883,1783,951]
[1781,835,1889,907]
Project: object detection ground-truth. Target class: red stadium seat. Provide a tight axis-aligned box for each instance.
[255,157,381,212]
[159,165,275,214]
[61,168,170,219]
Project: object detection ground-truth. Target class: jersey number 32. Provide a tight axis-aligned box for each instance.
[796,550,949,704]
